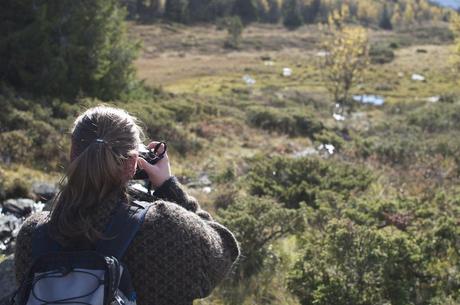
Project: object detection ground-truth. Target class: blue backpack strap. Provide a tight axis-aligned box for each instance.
[31,222,61,259]
[96,200,154,260]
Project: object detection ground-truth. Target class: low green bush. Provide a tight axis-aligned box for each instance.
[408,102,460,133]
[0,130,33,164]
[247,106,323,137]
[217,195,304,280]
[370,132,424,165]
[247,155,372,209]
[407,25,455,44]
[369,43,395,64]
[4,177,31,199]
[313,129,346,150]
[288,219,422,305]
[0,168,5,201]
[129,103,203,155]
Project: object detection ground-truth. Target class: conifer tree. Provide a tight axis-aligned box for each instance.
[266,0,283,23]
[256,0,270,22]
[379,3,393,30]
[188,0,212,22]
[303,0,321,24]
[283,0,303,29]
[165,0,189,22]
[0,0,139,100]
[233,0,258,24]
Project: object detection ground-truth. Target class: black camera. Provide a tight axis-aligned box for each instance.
[133,142,167,180]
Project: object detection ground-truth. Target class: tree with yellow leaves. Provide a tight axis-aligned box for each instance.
[356,0,379,26]
[391,4,403,28]
[319,12,369,108]
[450,12,460,70]
[403,2,415,26]
[340,2,351,22]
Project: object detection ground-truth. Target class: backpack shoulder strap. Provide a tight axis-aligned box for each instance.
[96,200,154,260]
[31,222,61,259]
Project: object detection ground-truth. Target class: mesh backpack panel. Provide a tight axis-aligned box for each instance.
[12,201,153,305]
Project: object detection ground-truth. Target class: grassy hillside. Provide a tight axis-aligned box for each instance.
[2,20,460,304]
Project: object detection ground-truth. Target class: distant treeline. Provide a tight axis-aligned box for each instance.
[123,0,454,29]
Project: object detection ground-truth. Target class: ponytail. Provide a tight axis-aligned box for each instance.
[50,106,142,244]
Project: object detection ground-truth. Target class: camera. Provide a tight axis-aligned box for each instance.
[133,142,167,180]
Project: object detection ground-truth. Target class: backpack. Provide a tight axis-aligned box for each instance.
[11,200,153,305]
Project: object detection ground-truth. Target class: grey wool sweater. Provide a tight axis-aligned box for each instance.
[14,176,240,305]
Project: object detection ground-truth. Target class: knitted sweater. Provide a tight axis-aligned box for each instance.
[14,176,240,305]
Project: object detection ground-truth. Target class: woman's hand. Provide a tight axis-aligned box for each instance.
[137,141,172,189]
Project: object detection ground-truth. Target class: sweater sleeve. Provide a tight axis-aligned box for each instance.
[14,212,48,285]
[124,177,240,305]
[153,176,214,221]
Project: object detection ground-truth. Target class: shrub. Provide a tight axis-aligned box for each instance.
[1,109,35,132]
[150,121,202,155]
[247,156,373,208]
[406,24,454,44]
[408,102,460,133]
[217,195,304,280]
[369,43,395,64]
[369,130,424,165]
[5,177,30,199]
[214,162,237,184]
[389,41,400,49]
[354,109,442,166]
[247,106,323,137]
[0,130,33,164]
[223,16,244,49]
[438,94,458,104]
[288,219,422,305]
[127,102,202,155]
[313,129,346,150]
[0,168,5,201]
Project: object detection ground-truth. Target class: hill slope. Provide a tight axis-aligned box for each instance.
[432,0,460,8]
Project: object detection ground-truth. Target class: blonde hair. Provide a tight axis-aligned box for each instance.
[50,106,143,243]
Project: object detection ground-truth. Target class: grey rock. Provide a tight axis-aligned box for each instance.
[0,256,16,301]
[0,215,21,242]
[1,199,35,218]
[187,174,212,188]
[32,182,58,201]
[0,214,21,255]
[293,147,318,158]
[198,174,212,186]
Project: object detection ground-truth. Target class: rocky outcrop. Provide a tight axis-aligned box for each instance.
[1,199,46,255]
[0,215,21,252]
[0,256,16,303]
[1,199,35,218]
[32,182,58,202]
